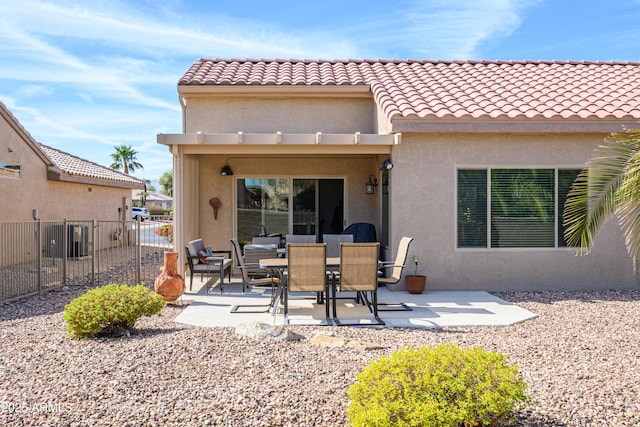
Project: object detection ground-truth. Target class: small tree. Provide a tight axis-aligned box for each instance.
[111,144,143,175]
[159,170,173,196]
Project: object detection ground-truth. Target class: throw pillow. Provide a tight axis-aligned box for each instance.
[198,249,209,264]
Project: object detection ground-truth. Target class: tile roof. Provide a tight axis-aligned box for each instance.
[180,58,640,121]
[40,144,145,188]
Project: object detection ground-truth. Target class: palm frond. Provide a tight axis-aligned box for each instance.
[564,127,640,268]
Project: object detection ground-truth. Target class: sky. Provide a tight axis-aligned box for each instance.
[0,0,638,182]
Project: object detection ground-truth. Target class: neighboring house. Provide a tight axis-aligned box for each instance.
[158,58,640,291]
[1,101,145,222]
[132,189,173,210]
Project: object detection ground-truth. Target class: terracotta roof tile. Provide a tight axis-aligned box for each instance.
[180,58,640,122]
[40,144,144,187]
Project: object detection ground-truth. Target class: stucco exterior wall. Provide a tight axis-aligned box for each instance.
[184,97,376,134]
[389,132,637,291]
[1,122,48,221]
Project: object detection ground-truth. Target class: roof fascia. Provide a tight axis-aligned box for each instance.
[390,119,639,134]
[47,166,145,189]
[178,84,372,99]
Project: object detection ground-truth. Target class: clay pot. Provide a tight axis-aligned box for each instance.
[154,251,185,302]
[405,275,426,294]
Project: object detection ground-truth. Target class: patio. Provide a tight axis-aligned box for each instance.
[174,275,538,328]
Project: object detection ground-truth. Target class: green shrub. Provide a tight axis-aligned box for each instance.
[63,284,165,338]
[347,343,529,427]
[145,205,165,215]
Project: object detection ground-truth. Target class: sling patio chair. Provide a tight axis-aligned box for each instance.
[376,236,414,312]
[251,236,282,247]
[284,243,331,325]
[243,244,279,278]
[331,242,384,326]
[284,234,316,257]
[322,233,353,258]
[231,239,280,299]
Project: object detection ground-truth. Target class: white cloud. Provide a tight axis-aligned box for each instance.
[0,0,590,180]
[345,0,541,59]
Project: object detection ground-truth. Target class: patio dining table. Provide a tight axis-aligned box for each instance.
[259,257,340,315]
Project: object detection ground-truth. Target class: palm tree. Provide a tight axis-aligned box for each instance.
[159,170,173,197]
[563,126,640,270]
[110,145,143,175]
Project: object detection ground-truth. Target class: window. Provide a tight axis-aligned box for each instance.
[457,168,580,249]
[0,162,21,179]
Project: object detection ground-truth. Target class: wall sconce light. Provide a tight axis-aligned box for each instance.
[366,174,378,194]
[380,158,393,171]
[220,165,233,176]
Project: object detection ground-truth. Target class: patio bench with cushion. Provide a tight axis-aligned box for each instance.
[185,239,232,293]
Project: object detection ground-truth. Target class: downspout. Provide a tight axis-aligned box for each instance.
[179,94,187,132]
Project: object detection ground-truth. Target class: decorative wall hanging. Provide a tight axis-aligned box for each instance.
[209,197,222,220]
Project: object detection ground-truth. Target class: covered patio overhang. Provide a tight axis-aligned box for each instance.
[158,131,401,155]
[157,132,400,275]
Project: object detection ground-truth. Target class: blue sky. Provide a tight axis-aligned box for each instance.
[0,0,638,182]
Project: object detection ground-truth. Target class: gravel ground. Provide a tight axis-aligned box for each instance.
[1,285,639,426]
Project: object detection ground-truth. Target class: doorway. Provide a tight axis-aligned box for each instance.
[292,178,344,240]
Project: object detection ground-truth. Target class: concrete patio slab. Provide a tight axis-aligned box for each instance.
[173,278,537,328]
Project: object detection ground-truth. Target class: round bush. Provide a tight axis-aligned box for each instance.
[63,284,165,338]
[347,343,529,427]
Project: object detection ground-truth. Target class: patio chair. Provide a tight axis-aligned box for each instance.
[285,243,330,325]
[378,236,413,287]
[285,234,316,257]
[375,236,414,312]
[230,239,281,295]
[251,236,281,247]
[331,242,384,326]
[243,244,279,278]
[185,239,232,293]
[322,233,353,258]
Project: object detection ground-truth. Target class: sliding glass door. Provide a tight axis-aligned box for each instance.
[236,178,344,244]
[237,178,289,244]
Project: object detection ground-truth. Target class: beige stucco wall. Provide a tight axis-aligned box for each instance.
[1,122,48,221]
[389,132,637,291]
[184,97,376,134]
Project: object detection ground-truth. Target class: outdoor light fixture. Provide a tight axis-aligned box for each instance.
[220,165,233,176]
[380,158,393,171]
[366,174,378,194]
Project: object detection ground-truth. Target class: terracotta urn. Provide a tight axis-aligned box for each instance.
[405,275,426,294]
[154,251,185,302]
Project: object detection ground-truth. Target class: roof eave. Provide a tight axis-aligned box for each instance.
[178,84,372,99]
[390,118,640,134]
[47,166,145,189]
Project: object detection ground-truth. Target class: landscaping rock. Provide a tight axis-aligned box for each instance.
[235,320,305,342]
